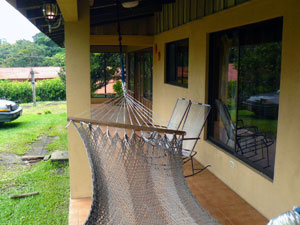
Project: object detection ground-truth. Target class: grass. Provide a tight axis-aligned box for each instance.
[230,109,278,138]
[0,101,70,224]
[0,161,69,225]
[0,101,67,155]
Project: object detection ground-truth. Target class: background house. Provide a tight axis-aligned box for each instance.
[0,67,60,81]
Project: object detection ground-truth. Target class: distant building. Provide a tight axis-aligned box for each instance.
[94,79,118,95]
[0,67,60,81]
[228,64,238,81]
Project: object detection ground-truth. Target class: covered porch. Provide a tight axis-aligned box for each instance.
[10,0,300,223]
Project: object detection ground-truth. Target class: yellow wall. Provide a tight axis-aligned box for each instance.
[65,0,92,198]
[153,0,300,219]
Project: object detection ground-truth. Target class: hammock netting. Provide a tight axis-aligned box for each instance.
[68,2,219,222]
[69,90,219,225]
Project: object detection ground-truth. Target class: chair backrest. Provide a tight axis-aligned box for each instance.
[181,102,211,152]
[167,98,191,130]
[215,99,235,141]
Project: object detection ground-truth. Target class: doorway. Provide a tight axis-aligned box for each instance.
[127,48,153,109]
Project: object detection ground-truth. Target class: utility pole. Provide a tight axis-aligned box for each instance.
[104,53,107,97]
[30,68,36,106]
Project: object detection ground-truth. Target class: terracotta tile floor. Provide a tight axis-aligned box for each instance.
[69,160,268,225]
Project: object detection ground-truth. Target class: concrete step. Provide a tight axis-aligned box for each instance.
[51,151,69,162]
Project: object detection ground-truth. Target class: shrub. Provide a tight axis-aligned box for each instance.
[0,78,66,103]
[113,80,123,97]
[36,78,66,101]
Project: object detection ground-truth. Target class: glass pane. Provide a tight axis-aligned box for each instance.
[209,34,239,151]
[128,53,135,92]
[208,18,282,178]
[183,48,188,86]
[143,52,153,100]
[238,42,281,173]
[176,51,183,84]
[166,39,188,87]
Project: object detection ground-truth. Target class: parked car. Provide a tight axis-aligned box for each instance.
[243,90,279,119]
[0,100,23,123]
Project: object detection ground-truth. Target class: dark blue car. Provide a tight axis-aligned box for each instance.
[0,100,23,123]
[243,90,279,118]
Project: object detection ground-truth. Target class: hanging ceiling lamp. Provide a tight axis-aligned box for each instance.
[42,0,58,21]
[121,0,139,8]
[42,0,61,33]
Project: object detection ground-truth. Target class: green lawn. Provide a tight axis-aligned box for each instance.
[0,101,68,155]
[0,161,69,225]
[230,109,278,138]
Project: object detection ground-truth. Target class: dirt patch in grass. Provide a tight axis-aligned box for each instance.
[0,135,59,170]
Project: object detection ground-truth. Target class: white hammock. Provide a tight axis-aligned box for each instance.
[68,88,220,225]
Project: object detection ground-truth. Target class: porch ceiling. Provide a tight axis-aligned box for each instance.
[8,0,175,47]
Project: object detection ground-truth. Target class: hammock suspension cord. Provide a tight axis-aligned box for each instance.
[116,0,126,86]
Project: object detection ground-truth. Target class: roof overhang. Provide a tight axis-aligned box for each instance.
[8,0,175,47]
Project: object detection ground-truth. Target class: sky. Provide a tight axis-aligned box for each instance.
[0,0,39,43]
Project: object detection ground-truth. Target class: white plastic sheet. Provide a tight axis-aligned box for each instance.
[268,207,300,225]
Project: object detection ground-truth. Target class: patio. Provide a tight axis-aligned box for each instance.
[69,160,268,225]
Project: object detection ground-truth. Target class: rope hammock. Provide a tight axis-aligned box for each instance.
[67,1,219,224]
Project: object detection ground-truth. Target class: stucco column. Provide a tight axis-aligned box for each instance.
[65,0,92,198]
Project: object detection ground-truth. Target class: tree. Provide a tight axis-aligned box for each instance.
[32,33,62,56]
[0,32,64,67]
[90,53,121,94]
[231,42,281,103]
[44,51,65,67]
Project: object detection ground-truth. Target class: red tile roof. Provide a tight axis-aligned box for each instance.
[0,67,61,81]
[95,79,118,95]
[228,64,238,81]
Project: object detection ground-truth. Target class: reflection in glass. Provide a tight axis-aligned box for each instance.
[143,52,153,100]
[208,18,282,178]
[166,39,189,87]
[128,53,135,92]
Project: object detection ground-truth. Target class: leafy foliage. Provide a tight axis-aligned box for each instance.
[90,53,121,95]
[0,33,64,67]
[231,42,282,103]
[36,78,66,101]
[0,78,66,103]
[113,80,123,97]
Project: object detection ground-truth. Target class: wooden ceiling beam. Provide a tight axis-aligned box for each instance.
[26,8,43,20]
[91,1,162,26]
[91,0,174,10]
[16,0,42,9]
[90,35,153,46]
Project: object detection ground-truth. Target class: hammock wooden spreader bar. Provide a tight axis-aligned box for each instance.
[68,117,186,135]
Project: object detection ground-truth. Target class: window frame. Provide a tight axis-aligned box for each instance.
[165,38,189,88]
[207,17,283,179]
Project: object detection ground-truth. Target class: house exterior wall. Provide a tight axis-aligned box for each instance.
[153,0,300,219]
[65,0,92,198]
[65,0,300,219]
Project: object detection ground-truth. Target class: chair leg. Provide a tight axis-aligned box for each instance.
[191,156,194,175]
[263,146,270,169]
[184,156,211,178]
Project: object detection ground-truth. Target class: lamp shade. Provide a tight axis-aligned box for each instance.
[42,2,58,21]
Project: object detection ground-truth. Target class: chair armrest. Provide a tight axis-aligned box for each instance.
[237,125,259,134]
[141,122,167,128]
[183,137,201,141]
